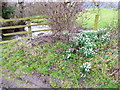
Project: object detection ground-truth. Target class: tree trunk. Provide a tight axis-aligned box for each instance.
[15,1,26,32]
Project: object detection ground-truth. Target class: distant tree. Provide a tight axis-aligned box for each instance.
[14,0,26,31]
[14,0,25,18]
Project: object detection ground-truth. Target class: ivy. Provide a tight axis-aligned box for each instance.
[2,5,15,19]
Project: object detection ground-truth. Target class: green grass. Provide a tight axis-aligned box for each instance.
[1,37,119,88]
[76,8,118,29]
[31,16,48,23]
[1,8,119,88]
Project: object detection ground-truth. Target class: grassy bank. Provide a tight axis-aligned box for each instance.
[76,9,118,29]
[1,32,119,88]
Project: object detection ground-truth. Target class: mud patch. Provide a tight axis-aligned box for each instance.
[1,68,53,88]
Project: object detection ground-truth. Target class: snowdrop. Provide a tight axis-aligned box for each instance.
[67,28,110,58]
[81,62,91,77]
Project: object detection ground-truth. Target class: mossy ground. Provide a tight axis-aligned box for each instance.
[1,36,119,88]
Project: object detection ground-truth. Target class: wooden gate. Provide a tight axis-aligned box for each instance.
[0,16,54,44]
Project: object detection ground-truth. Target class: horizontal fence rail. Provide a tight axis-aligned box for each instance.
[0,22,51,30]
[3,29,54,36]
[0,16,53,44]
[0,36,32,44]
[0,16,48,22]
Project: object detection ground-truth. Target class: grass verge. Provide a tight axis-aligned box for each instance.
[1,34,119,88]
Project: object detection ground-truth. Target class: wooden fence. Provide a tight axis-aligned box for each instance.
[0,16,54,44]
[0,13,99,44]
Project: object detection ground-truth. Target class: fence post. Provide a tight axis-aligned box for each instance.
[94,14,99,31]
[27,18,32,38]
[92,0,100,31]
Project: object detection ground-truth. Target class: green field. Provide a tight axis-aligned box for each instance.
[31,16,48,23]
[76,8,118,29]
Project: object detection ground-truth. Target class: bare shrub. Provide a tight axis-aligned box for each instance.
[25,1,85,35]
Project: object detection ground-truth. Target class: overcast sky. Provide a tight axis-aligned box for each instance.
[2,0,120,2]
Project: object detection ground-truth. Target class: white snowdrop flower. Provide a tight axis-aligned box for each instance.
[67,54,71,59]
